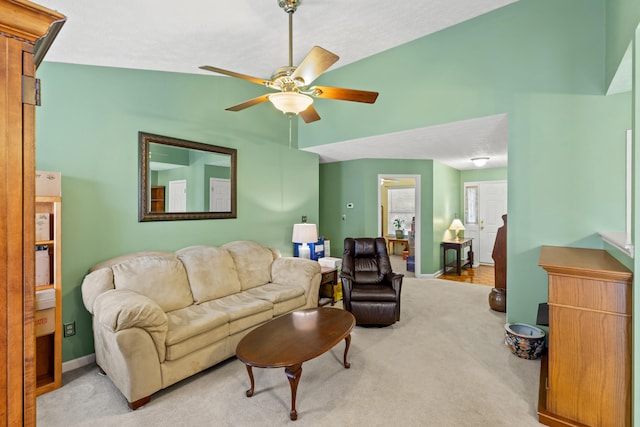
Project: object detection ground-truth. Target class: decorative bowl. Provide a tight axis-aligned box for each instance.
[504,323,546,360]
[488,288,506,312]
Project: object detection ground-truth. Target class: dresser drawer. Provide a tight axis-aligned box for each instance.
[548,275,630,315]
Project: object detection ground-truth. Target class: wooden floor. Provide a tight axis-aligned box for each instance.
[439,264,495,287]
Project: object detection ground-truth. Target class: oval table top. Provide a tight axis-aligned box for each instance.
[236,307,355,368]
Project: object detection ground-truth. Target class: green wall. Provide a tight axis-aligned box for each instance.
[606,0,640,89]
[319,158,464,274]
[432,162,461,270]
[36,63,319,362]
[309,0,631,326]
[460,167,507,184]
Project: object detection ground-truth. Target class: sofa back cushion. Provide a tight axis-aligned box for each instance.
[177,246,242,303]
[111,254,193,312]
[222,241,275,291]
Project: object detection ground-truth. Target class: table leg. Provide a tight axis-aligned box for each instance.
[442,246,446,275]
[343,335,351,369]
[456,246,462,275]
[285,363,302,421]
[245,365,255,397]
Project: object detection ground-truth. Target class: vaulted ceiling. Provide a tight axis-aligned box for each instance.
[37,0,517,170]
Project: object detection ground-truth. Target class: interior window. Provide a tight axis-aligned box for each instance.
[387,187,415,234]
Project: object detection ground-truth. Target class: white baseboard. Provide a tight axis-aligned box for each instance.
[62,353,96,373]
[416,270,442,279]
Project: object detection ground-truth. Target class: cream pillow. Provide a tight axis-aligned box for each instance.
[177,246,242,303]
[223,241,274,290]
[111,254,193,312]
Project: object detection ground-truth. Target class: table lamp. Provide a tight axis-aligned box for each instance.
[292,223,318,259]
[448,218,465,240]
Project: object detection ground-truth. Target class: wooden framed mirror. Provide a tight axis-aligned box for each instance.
[138,132,237,221]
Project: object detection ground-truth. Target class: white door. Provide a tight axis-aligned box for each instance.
[168,180,187,212]
[209,178,231,212]
[478,182,507,264]
[464,181,507,265]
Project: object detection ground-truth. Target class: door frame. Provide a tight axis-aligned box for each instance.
[463,180,507,266]
[377,174,421,275]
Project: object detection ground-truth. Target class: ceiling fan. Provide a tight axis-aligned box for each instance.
[199,0,379,124]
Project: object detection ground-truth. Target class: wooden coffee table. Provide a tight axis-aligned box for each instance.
[236,307,355,421]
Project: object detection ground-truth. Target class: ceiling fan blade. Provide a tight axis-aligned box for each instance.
[290,46,339,86]
[225,94,271,111]
[311,85,379,104]
[300,104,321,123]
[200,66,270,86]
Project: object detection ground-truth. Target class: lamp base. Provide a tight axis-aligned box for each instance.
[298,243,311,259]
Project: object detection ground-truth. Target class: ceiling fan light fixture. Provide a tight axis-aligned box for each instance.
[471,157,489,167]
[269,92,313,115]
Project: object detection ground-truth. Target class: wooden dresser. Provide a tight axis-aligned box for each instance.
[538,246,632,427]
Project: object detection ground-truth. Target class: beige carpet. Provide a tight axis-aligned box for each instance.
[37,276,543,426]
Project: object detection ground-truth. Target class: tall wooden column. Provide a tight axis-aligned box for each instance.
[0,1,64,425]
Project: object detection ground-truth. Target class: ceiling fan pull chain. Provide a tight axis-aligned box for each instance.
[288,115,293,149]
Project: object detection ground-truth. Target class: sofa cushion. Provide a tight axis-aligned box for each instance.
[176,246,242,303]
[202,292,273,335]
[223,241,275,291]
[165,304,230,361]
[246,283,307,316]
[111,254,194,312]
[244,282,305,305]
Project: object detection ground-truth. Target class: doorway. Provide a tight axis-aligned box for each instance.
[463,180,507,265]
[378,174,420,275]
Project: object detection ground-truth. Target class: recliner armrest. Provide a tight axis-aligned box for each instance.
[385,272,404,295]
[93,289,168,362]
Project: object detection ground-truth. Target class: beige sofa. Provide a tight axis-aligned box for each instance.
[81,240,321,409]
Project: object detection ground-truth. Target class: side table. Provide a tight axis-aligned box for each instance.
[319,266,337,306]
[441,238,474,275]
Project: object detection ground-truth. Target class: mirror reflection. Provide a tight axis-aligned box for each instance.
[139,132,237,221]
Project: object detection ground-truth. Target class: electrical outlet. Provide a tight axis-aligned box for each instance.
[63,321,76,337]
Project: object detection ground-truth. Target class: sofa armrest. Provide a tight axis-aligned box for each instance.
[271,257,321,307]
[81,267,115,315]
[93,289,168,362]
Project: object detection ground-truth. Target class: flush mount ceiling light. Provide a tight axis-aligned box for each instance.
[471,157,489,167]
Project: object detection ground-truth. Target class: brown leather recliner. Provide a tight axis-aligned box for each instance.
[340,237,403,326]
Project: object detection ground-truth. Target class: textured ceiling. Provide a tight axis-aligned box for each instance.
[302,114,508,169]
[37,0,516,170]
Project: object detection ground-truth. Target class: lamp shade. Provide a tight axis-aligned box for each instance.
[269,92,313,115]
[448,218,465,231]
[292,223,318,244]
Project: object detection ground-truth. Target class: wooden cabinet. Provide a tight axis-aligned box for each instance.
[35,196,62,395]
[150,185,165,212]
[0,1,65,423]
[538,246,632,427]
